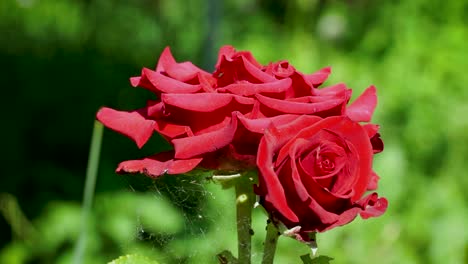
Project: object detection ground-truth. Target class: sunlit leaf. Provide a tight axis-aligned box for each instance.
[108,254,159,264]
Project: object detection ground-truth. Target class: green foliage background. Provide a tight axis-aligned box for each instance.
[1,0,467,263]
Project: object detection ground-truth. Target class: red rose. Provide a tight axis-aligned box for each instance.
[97,46,376,177]
[255,115,387,240]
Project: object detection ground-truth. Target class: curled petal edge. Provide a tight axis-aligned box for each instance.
[346,85,377,122]
[173,112,239,159]
[358,193,388,219]
[305,66,331,87]
[96,107,155,149]
[116,152,203,178]
[367,171,381,191]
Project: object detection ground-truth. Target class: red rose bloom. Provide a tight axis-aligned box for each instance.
[256,115,387,239]
[97,46,377,177]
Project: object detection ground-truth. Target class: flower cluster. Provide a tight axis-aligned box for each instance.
[97,46,387,240]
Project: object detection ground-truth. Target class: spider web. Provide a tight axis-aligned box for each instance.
[121,171,242,264]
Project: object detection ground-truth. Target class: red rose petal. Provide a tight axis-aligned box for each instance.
[275,117,343,167]
[314,83,348,96]
[363,123,380,138]
[225,144,257,167]
[319,207,362,232]
[324,117,373,201]
[279,152,343,227]
[116,151,203,177]
[217,78,292,96]
[240,56,278,83]
[198,73,216,93]
[367,171,380,191]
[265,61,296,78]
[153,47,212,82]
[193,115,232,135]
[257,132,300,222]
[256,94,345,115]
[215,47,267,86]
[96,107,155,148]
[155,47,177,73]
[238,50,263,68]
[172,112,239,159]
[346,85,377,122]
[363,124,384,153]
[273,116,373,201]
[130,70,155,91]
[215,45,264,70]
[215,45,236,69]
[270,115,323,157]
[130,76,142,87]
[282,72,314,98]
[358,193,388,219]
[145,100,164,117]
[305,66,331,86]
[370,133,384,154]
[286,140,313,202]
[237,113,301,134]
[141,68,202,93]
[165,61,208,82]
[285,97,310,103]
[154,121,193,139]
[297,131,347,176]
[162,93,254,112]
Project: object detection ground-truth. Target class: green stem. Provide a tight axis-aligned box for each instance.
[73,120,104,264]
[0,193,37,243]
[235,173,255,264]
[261,219,280,264]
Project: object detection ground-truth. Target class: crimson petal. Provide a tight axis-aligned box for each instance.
[129,70,154,91]
[162,93,254,112]
[237,114,301,134]
[155,47,177,73]
[285,169,341,226]
[305,66,331,86]
[370,133,384,154]
[367,171,380,191]
[257,93,344,115]
[314,83,348,96]
[320,207,362,232]
[346,85,377,122]
[215,45,236,69]
[96,107,155,148]
[117,152,203,177]
[257,132,299,222]
[358,193,388,219]
[217,78,292,96]
[130,76,144,88]
[154,121,193,139]
[363,124,384,153]
[363,123,380,138]
[274,116,372,201]
[240,56,277,83]
[142,68,202,93]
[172,112,239,159]
[165,61,210,82]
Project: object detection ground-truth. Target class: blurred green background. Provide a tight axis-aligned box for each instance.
[1,0,467,263]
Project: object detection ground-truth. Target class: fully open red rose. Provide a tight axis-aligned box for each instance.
[97,46,377,177]
[256,115,387,239]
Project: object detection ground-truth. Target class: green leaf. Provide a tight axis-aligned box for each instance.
[36,202,83,252]
[108,254,159,264]
[300,254,334,264]
[0,242,29,264]
[97,192,184,243]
